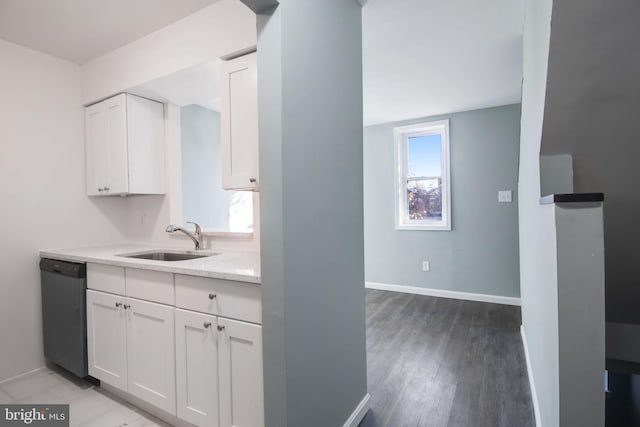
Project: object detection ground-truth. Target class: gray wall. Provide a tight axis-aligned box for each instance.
[555,202,605,427]
[257,2,367,427]
[364,105,521,298]
[540,154,573,196]
[517,0,558,424]
[540,0,640,332]
[180,105,229,230]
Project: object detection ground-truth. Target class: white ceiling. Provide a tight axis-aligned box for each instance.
[129,60,221,111]
[0,0,524,124]
[362,0,525,126]
[0,0,221,64]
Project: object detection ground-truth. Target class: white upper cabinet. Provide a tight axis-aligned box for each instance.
[85,93,165,196]
[220,52,259,191]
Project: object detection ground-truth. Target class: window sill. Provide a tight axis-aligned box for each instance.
[396,224,451,231]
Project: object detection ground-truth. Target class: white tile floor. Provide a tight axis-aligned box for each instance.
[0,367,171,426]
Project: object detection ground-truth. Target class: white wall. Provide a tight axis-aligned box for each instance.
[0,40,128,381]
[0,3,259,381]
[82,0,259,252]
[517,0,558,424]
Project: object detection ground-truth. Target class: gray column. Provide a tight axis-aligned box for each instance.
[256,2,368,427]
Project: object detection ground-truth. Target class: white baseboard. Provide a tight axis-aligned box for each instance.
[0,366,46,385]
[342,393,371,427]
[365,281,521,306]
[101,383,195,427]
[520,325,541,427]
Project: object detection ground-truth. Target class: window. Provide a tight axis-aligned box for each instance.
[394,120,451,230]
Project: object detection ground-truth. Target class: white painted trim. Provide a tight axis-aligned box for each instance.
[342,393,371,427]
[202,230,253,238]
[365,281,521,306]
[0,366,46,385]
[521,325,542,427]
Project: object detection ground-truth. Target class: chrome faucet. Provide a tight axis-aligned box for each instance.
[166,221,204,250]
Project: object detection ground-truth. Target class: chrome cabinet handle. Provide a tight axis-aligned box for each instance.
[204,322,212,328]
[208,293,217,300]
[115,302,122,308]
[123,304,130,310]
[217,325,225,332]
[249,178,257,183]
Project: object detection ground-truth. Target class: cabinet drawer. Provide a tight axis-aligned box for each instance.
[126,268,174,305]
[175,275,261,324]
[87,264,125,294]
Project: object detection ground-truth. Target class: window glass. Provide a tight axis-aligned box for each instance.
[408,135,441,177]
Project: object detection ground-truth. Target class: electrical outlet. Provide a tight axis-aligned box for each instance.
[422,261,430,272]
[498,190,512,203]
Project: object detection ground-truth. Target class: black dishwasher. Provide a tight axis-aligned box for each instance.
[40,258,88,378]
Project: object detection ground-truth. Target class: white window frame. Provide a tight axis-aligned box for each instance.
[394,120,451,231]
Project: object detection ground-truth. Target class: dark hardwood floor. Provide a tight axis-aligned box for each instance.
[359,290,535,427]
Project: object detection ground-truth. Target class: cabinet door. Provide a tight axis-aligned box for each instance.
[104,94,129,195]
[126,298,176,415]
[85,102,109,196]
[126,94,165,195]
[220,52,259,191]
[175,309,219,427]
[218,318,264,427]
[86,290,127,390]
[85,94,129,196]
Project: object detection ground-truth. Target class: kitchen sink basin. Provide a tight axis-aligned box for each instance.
[119,251,218,262]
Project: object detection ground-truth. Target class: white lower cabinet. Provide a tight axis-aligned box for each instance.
[175,309,219,426]
[87,290,176,415]
[218,317,264,427]
[126,298,176,414]
[87,290,127,390]
[87,265,264,427]
[175,310,264,427]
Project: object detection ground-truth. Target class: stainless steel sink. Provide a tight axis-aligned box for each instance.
[119,251,218,262]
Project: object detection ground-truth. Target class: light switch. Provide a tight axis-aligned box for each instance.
[498,190,512,203]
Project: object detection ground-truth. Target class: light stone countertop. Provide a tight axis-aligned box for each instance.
[40,243,260,284]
